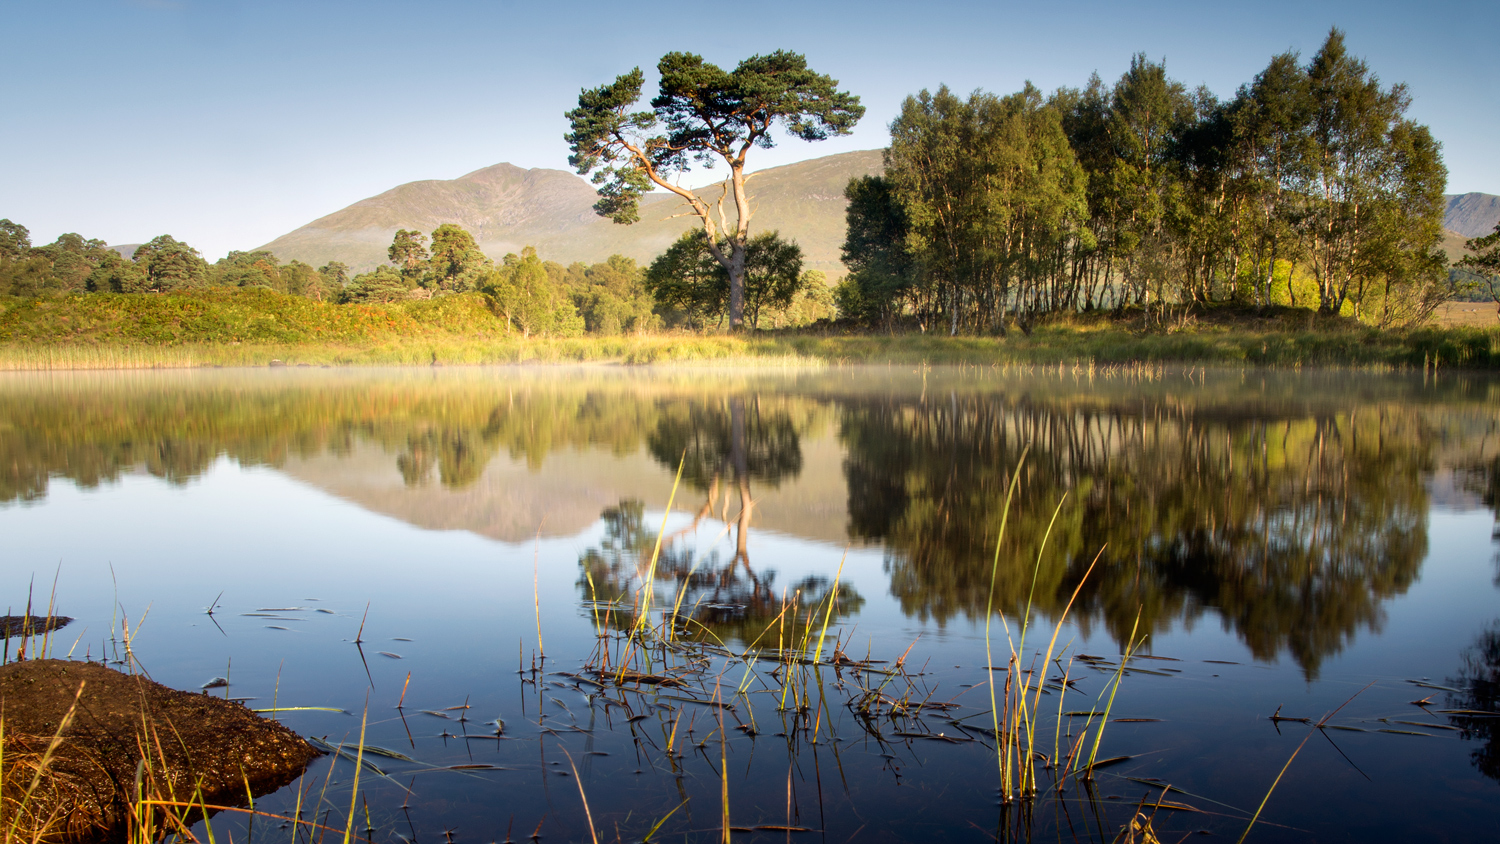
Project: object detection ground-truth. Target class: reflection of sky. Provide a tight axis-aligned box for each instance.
[5,0,1496,257]
[4,453,1500,840]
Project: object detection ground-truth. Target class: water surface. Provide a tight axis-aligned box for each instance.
[2,366,1497,842]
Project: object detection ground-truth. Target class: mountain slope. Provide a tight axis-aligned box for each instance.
[257,150,884,274]
[1441,228,1472,265]
[1443,193,1500,239]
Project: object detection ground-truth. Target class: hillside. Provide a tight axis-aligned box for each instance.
[1441,227,1473,265]
[1443,193,1500,238]
[257,150,883,274]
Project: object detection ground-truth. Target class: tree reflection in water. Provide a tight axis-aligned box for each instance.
[577,394,857,645]
[1448,620,1500,782]
[577,499,863,647]
[841,392,1435,677]
[1459,455,1500,585]
[4,372,1496,679]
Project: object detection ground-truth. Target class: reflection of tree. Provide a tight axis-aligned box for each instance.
[1447,620,1500,783]
[1458,456,1500,585]
[577,500,862,647]
[646,395,804,565]
[0,378,676,503]
[841,392,1432,677]
[395,429,490,489]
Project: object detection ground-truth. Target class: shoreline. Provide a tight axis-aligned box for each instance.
[1,328,1496,371]
[2,289,1495,371]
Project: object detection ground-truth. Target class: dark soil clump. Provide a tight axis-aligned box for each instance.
[0,658,319,842]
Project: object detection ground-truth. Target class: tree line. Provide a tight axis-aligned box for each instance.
[0,217,836,335]
[837,29,1459,332]
[0,221,349,300]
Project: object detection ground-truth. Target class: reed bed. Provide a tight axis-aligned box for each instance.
[0,309,1493,371]
[548,457,1172,843]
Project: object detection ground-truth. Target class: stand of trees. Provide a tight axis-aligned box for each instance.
[643,230,833,330]
[0,220,348,300]
[1,216,831,336]
[839,29,1452,332]
[1458,223,1500,319]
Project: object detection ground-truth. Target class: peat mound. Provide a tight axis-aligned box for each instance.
[0,659,319,842]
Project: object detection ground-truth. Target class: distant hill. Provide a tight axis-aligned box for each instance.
[108,244,140,260]
[257,150,883,274]
[1441,228,1473,265]
[1443,193,1500,239]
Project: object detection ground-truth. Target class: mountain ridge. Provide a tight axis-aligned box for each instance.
[257,151,884,274]
[1443,193,1500,239]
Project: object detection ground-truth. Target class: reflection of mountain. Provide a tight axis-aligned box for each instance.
[278,433,850,545]
[5,369,1499,669]
[0,371,851,544]
[840,390,1456,677]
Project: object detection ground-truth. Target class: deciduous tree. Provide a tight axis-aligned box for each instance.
[1458,224,1500,321]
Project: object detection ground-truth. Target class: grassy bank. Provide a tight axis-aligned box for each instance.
[1,289,1496,370]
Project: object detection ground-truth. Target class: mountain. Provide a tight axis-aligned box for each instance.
[1443,193,1500,239]
[257,150,884,274]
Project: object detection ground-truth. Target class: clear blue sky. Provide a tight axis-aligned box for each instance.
[3,0,1495,259]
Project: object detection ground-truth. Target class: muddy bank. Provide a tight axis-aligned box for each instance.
[0,659,319,842]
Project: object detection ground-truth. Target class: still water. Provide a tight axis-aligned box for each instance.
[2,366,1497,843]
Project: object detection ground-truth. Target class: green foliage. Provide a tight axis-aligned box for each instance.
[1458,224,1500,308]
[0,220,31,263]
[567,52,865,225]
[842,29,1449,332]
[133,235,208,292]
[0,287,510,346]
[388,229,430,280]
[644,231,729,328]
[343,266,413,303]
[482,247,583,338]
[319,261,350,291]
[644,230,805,330]
[762,270,837,329]
[426,224,488,292]
[838,176,917,323]
[741,231,804,329]
[881,82,1088,334]
[212,250,284,289]
[559,254,659,334]
[566,50,863,328]
[85,251,147,294]
[2,227,121,297]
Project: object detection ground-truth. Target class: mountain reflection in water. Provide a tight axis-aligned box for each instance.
[2,367,1496,677]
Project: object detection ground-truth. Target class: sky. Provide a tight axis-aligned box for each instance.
[3,0,1496,260]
